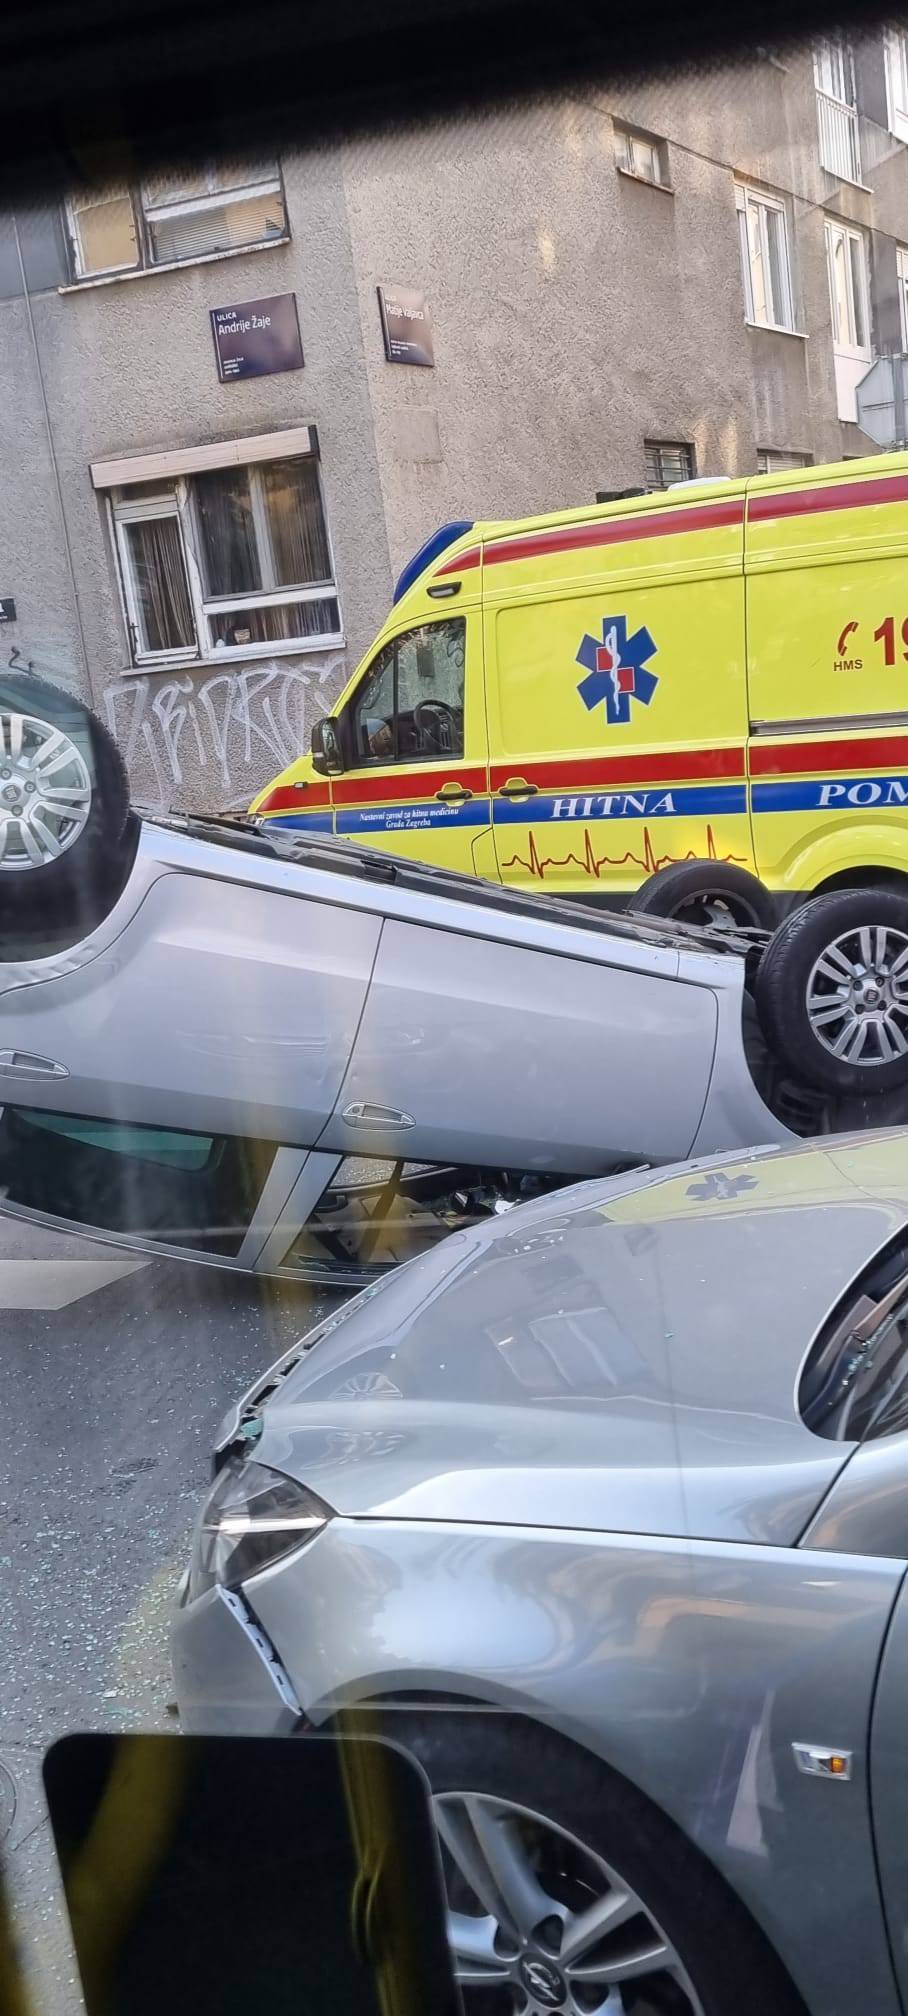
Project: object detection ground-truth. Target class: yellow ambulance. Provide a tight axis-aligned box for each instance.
[252,449,908,933]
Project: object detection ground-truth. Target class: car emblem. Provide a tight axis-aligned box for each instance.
[575,615,658,725]
[518,1955,566,2007]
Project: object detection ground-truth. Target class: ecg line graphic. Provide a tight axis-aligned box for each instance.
[501,823,748,883]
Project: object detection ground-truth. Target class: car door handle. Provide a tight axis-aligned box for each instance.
[0,1049,69,1079]
[435,782,473,803]
[342,1102,415,1130]
[498,777,538,798]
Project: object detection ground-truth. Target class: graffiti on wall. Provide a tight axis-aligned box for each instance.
[103,657,346,812]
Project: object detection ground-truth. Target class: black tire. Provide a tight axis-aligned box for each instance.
[0,672,130,923]
[631,860,776,930]
[347,1707,804,2016]
[757,888,908,1094]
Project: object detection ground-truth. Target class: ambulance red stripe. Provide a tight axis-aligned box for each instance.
[748,471,908,524]
[332,763,488,806]
[489,747,745,791]
[253,780,332,813]
[434,469,908,583]
[750,732,908,776]
[437,498,744,577]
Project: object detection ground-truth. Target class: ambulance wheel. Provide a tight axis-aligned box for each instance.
[756,889,908,1094]
[0,670,130,927]
[630,860,776,930]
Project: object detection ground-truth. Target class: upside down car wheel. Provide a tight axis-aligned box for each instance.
[756,888,908,1094]
[630,860,777,931]
[0,671,130,927]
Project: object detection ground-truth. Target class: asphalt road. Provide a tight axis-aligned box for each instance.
[0,1212,346,2015]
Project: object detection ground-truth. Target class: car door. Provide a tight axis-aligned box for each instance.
[329,610,496,877]
[0,857,381,1265]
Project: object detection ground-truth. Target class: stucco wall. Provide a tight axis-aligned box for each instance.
[0,158,393,813]
[339,62,883,580]
[1,50,905,814]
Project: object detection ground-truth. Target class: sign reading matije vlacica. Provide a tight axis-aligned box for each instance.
[210,294,304,382]
[377,284,434,367]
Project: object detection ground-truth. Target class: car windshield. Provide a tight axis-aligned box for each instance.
[9,11,908,2016]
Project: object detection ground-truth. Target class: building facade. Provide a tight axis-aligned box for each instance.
[3,31,908,812]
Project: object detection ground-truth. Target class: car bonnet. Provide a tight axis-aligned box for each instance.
[250,1132,908,1545]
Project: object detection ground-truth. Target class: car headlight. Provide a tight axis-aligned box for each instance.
[186,1457,331,1601]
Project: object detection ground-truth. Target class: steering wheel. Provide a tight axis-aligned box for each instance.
[414,700,456,752]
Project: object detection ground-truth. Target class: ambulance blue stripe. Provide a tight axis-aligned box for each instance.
[337,799,492,835]
[493,784,746,824]
[260,810,334,832]
[753,774,908,813]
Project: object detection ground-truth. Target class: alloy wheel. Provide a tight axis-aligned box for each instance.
[0,709,92,872]
[805,923,908,1067]
[434,1790,704,2014]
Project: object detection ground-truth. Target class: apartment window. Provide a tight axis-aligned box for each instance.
[644,441,695,489]
[826,219,871,354]
[757,450,813,472]
[614,125,670,188]
[885,27,908,142]
[898,245,908,348]
[814,37,862,183]
[735,184,795,331]
[110,450,340,666]
[66,162,287,279]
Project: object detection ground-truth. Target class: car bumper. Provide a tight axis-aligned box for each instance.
[171,1578,304,1735]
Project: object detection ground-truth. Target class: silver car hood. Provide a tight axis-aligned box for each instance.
[250,1133,908,1545]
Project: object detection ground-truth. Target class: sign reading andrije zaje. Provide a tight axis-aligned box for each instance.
[377,284,434,367]
[210,294,304,382]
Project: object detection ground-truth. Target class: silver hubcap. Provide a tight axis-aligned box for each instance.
[0,709,92,872]
[434,1791,704,2014]
[806,923,908,1067]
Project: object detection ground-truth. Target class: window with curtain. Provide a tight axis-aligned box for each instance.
[65,162,287,278]
[111,452,341,666]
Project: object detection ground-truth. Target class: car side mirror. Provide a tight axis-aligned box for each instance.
[311,715,344,776]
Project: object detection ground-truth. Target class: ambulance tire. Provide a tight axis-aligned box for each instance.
[756,888,908,1095]
[630,860,777,931]
[0,671,130,934]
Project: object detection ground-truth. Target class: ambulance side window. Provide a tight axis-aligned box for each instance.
[349,641,396,762]
[346,619,466,766]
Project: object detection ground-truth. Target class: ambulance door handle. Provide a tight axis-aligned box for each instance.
[435,781,473,803]
[498,777,538,798]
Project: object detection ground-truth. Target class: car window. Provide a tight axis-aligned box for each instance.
[0,1106,277,1252]
[345,619,465,765]
[799,1237,908,1441]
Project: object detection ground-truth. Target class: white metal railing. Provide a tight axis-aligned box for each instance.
[816,88,862,184]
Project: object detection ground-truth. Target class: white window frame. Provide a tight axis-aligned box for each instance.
[108,452,343,671]
[112,494,198,668]
[65,163,288,281]
[814,35,854,104]
[813,37,863,185]
[885,27,908,142]
[825,218,872,358]
[65,189,141,281]
[735,183,795,332]
[614,125,670,188]
[898,245,908,350]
